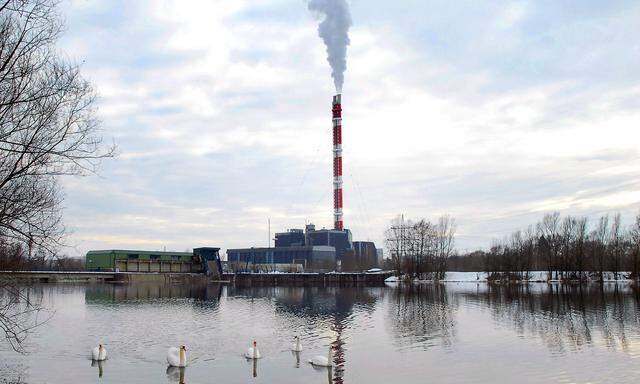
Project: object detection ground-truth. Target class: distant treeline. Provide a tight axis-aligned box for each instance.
[465,212,640,281]
[0,241,84,271]
[385,212,640,282]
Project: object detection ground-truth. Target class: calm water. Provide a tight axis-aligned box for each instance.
[1,282,640,383]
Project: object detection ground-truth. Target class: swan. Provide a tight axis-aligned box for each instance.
[167,345,187,367]
[244,340,262,359]
[291,336,303,352]
[308,346,333,367]
[91,344,107,361]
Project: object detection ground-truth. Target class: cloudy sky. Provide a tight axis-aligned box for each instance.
[57,0,640,257]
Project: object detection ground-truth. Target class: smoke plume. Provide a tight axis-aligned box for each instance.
[308,0,352,93]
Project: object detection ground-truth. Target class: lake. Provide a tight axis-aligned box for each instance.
[1,282,639,383]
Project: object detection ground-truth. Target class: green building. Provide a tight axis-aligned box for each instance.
[85,248,221,275]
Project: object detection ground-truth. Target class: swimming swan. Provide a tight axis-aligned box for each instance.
[167,346,187,367]
[244,340,262,359]
[91,344,107,361]
[309,346,332,367]
[291,336,303,352]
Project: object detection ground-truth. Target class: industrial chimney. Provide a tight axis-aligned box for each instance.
[332,94,343,230]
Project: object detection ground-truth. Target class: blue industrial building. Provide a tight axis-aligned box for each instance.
[227,245,335,272]
[274,229,305,247]
[227,224,378,272]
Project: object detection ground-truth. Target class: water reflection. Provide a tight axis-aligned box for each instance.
[90,359,104,378]
[85,283,222,304]
[2,282,640,383]
[228,286,381,383]
[252,358,257,378]
[166,366,185,384]
[387,284,457,350]
[459,283,640,354]
[291,350,301,368]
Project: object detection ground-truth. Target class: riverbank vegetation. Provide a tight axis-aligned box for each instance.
[384,214,456,280]
[385,212,640,283]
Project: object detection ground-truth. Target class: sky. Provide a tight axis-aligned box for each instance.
[56,0,640,257]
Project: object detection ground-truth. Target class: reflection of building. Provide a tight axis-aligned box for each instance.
[227,224,379,272]
[85,247,222,276]
[85,282,223,303]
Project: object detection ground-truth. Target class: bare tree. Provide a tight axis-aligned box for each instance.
[385,214,456,280]
[0,0,113,352]
[521,225,536,279]
[537,212,560,280]
[0,0,114,252]
[609,213,623,280]
[411,219,435,279]
[574,217,588,280]
[629,212,640,281]
[434,215,456,280]
[464,212,636,283]
[385,215,407,275]
[592,215,609,282]
[559,216,576,280]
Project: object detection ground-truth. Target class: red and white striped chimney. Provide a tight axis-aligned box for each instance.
[332,94,343,230]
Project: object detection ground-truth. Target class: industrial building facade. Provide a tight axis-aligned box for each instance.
[85,247,222,276]
[227,245,336,272]
[227,224,379,273]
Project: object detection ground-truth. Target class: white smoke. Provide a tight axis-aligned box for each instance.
[308,0,352,93]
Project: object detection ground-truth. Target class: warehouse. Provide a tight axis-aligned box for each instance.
[85,247,221,275]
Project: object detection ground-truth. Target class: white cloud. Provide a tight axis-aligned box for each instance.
[57,0,640,256]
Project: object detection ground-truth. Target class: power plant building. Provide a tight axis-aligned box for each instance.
[227,245,336,272]
[274,229,305,247]
[227,224,378,273]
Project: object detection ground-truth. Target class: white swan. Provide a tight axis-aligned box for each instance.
[244,340,262,359]
[309,346,333,367]
[91,344,107,361]
[167,345,187,367]
[291,336,303,352]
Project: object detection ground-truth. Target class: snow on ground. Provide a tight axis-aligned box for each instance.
[384,271,634,283]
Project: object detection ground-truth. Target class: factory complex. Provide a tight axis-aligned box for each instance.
[227,224,381,273]
[85,94,382,275]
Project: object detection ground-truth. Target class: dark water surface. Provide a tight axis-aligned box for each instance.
[1,283,640,383]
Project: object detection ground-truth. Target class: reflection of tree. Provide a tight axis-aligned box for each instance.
[387,284,457,349]
[0,283,49,353]
[460,284,640,353]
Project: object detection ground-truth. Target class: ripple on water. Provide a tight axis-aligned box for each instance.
[1,283,640,383]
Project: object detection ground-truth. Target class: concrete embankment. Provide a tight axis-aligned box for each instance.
[0,271,210,284]
[227,271,393,286]
[0,270,393,285]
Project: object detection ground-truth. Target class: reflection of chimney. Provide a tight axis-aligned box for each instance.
[331,322,346,384]
[332,94,343,230]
